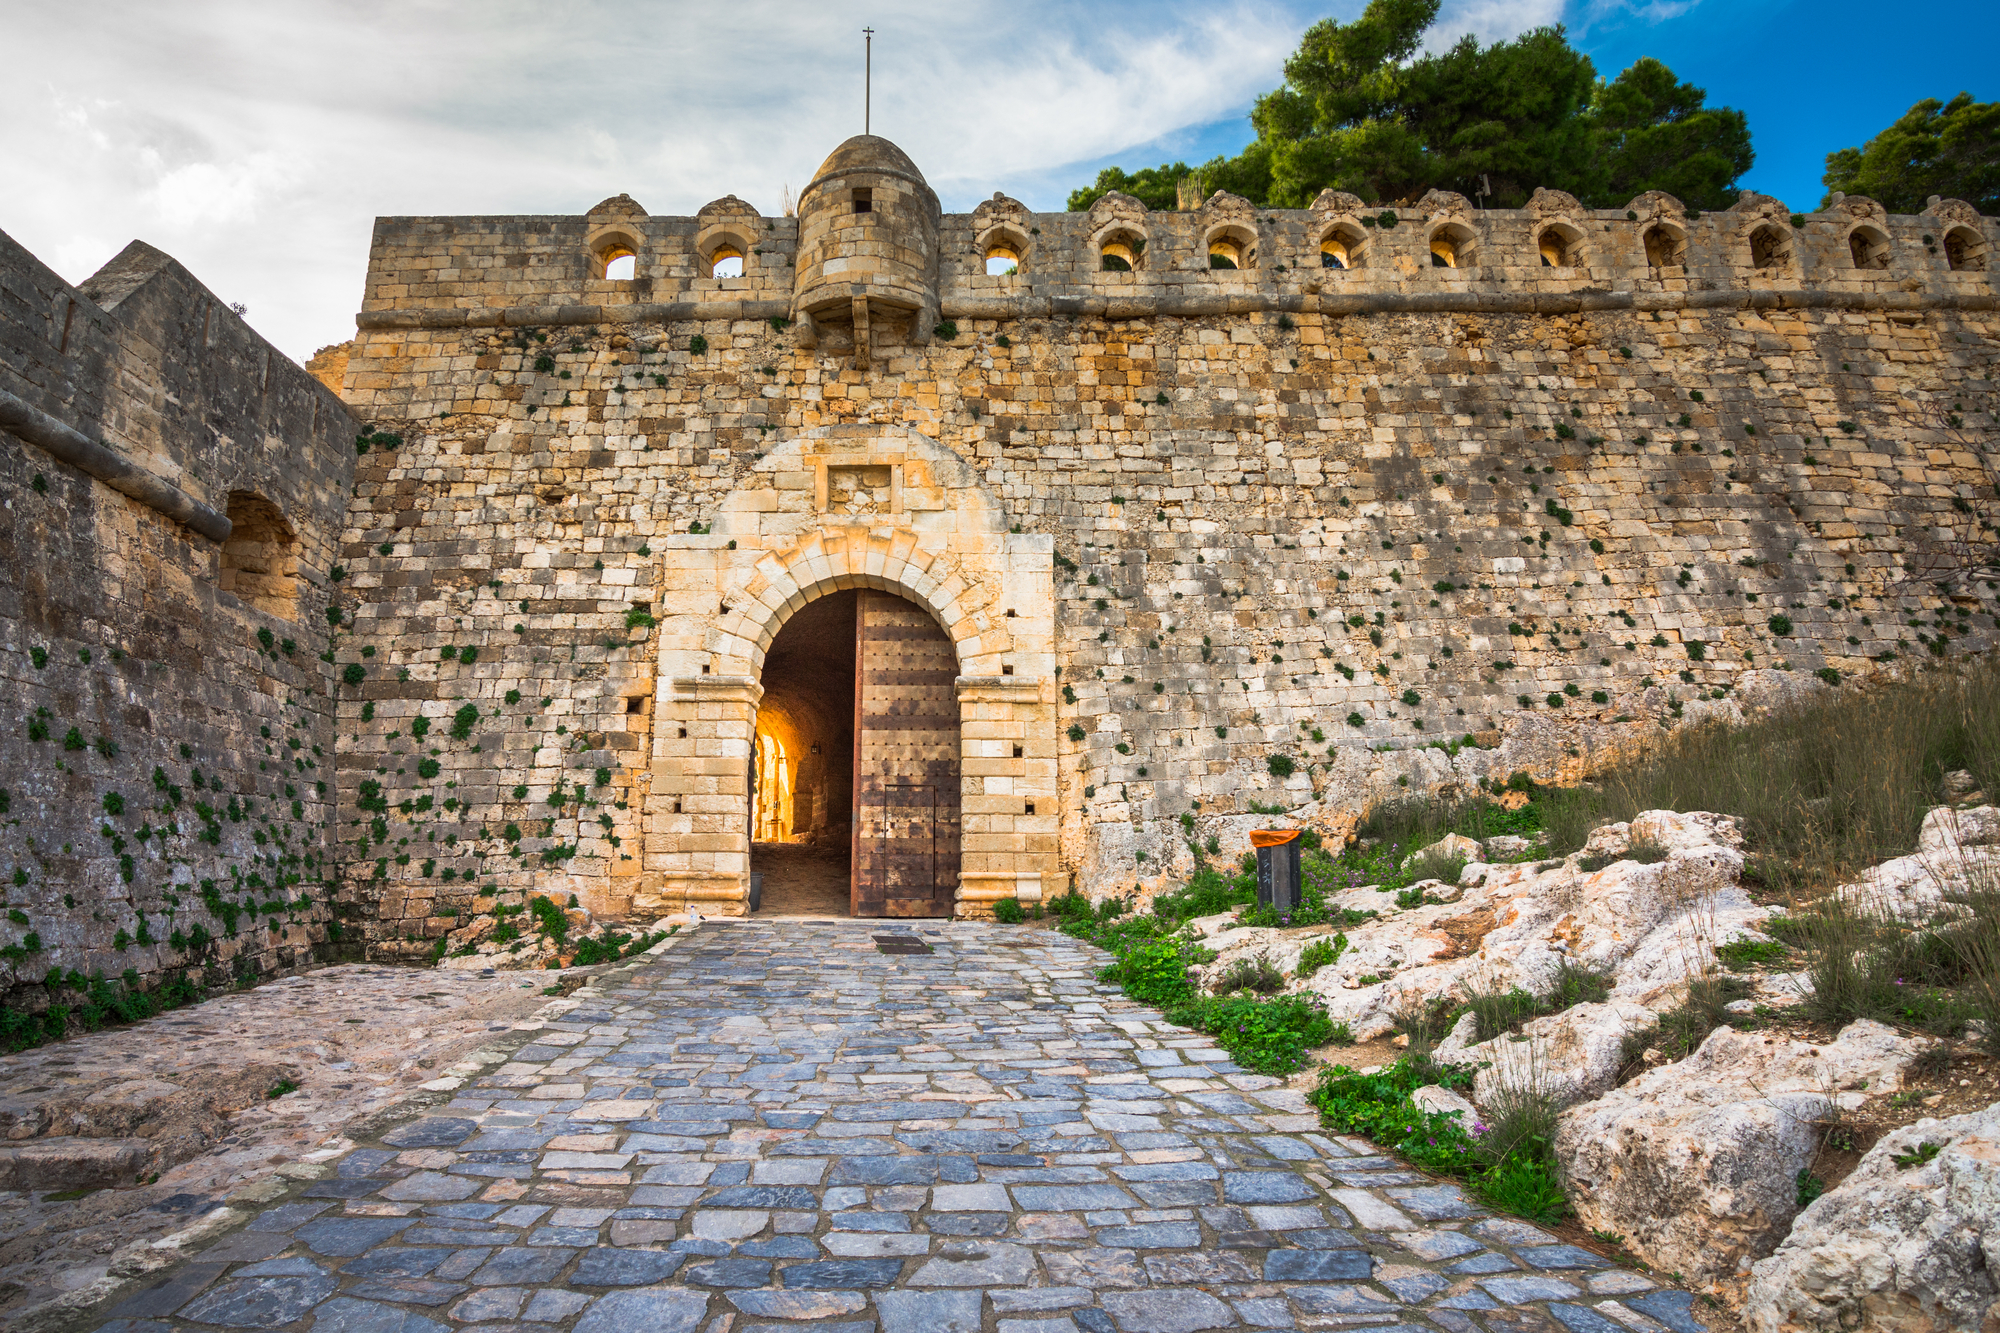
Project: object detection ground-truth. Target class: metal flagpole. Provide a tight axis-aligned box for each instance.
[864,28,874,134]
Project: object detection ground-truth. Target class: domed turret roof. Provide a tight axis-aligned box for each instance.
[812,135,926,185]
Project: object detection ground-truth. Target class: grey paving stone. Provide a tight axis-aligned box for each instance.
[1095,1222,1200,1249]
[1010,1184,1138,1211]
[1390,1229,1485,1261]
[1222,1171,1316,1204]
[1627,1290,1710,1333]
[1379,1271,1451,1302]
[1518,1245,1613,1270]
[303,1297,450,1332]
[1479,1275,1584,1303]
[1100,1288,1237,1332]
[1262,1247,1372,1280]
[378,1171,482,1202]
[1548,1303,1631,1333]
[102,1262,225,1320]
[571,1286,709,1333]
[343,1279,464,1307]
[243,1201,334,1232]
[683,1256,774,1287]
[1384,1184,1479,1219]
[176,1272,339,1327]
[877,1288,984,1333]
[294,1218,416,1258]
[911,1239,1038,1285]
[470,1246,574,1285]
[778,1257,906,1288]
[572,1247,685,1285]
[728,1289,870,1319]
[1286,1284,1401,1315]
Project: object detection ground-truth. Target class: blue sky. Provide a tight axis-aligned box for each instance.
[3,0,1991,362]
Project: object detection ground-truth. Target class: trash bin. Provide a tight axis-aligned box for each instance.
[749,873,763,913]
[1251,830,1301,913]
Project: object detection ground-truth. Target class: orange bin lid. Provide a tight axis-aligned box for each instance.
[1249,829,1301,848]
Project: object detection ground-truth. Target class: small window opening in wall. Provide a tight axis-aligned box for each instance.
[626,696,646,714]
[1537,224,1582,268]
[701,663,711,674]
[709,246,745,279]
[674,800,683,813]
[678,726,689,738]
[1024,802,1035,815]
[220,492,300,621]
[1100,233,1143,272]
[603,249,637,280]
[1847,226,1891,270]
[985,244,1020,276]
[1012,744,1024,758]
[1944,226,1989,272]
[1001,664,1014,675]
[1643,224,1686,269]
[853,188,873,214]
[1320,225,1365,270]
[1430,224,1475,269]
[1005,608,1016,617]
[1748,223,1792,269]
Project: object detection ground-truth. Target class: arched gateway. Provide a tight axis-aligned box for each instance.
[635,424,1061,917]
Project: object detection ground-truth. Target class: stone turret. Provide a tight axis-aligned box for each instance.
[790,135,940,367]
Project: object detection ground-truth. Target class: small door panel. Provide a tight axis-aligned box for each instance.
[852,590,960,917]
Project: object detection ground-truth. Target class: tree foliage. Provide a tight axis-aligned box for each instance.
[1821,93,2000,216]
[1068,0,1753,213]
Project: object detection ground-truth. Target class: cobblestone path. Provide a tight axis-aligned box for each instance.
[91,922,1703,1333]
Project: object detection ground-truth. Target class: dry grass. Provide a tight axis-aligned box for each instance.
[1539,657,2000,894]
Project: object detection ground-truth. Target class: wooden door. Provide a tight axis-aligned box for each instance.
[852,590,960,917]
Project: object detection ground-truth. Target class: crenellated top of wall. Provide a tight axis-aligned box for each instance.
[355,154,1999,336]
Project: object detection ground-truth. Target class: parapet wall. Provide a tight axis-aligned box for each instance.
[353,187,1998,339]
[0,227,355,1009]
[327,176,2000,942]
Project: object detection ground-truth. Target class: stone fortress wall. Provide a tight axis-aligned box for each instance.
[3,132,1996,981]
[0,227,356,1007]
[326,136,2000,952]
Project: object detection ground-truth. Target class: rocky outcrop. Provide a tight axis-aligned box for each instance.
[1744,1100,2000,1333]
[1188,809,1767,1040]
[1555,1020,1927,1284]
[1836,804,2000,923]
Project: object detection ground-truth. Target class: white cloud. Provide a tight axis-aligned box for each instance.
[5,0,1636,362]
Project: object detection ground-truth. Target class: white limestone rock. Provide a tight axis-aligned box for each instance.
[1835,805,2000,923]
[1463,1000,1657,1109]
[1554,1019,1928,1284]
[1410,1083,1479,1125]
[1744,1100,2000,1333]
[1404,833,1482,869]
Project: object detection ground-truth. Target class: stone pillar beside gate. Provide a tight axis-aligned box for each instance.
[957,675,1063,910]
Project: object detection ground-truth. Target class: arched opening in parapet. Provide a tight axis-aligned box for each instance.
[219,492,299,621]
[1319,222,1366,270]
[1847,226,1891,270]
[752,586,961,918]
[1099,229,1145,272]
[981,226,1028,276]
[1944,226,1988,272]
[589,229,643,281]
[1429,223,1476,269]
[1537,223,1584,268]
[1643,222,1687,269]
[1748,223,1792,270]
[1206,224,1256,271]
